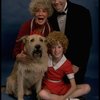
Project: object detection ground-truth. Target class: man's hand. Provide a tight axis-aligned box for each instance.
[72,65,79,74]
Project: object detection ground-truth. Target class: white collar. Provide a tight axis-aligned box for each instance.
[63,2,67,11]
[48,55,67,70]
[63,2,68,13]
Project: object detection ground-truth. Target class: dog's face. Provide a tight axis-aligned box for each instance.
[18,34,47,59]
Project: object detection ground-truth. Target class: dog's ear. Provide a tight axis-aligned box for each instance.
[16,35,28,44]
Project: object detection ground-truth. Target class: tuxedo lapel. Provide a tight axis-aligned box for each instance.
[65,2,73,37]
[65,9,71,36]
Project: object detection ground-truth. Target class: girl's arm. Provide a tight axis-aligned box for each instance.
[63,78,77,99]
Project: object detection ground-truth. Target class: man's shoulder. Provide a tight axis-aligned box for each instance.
[69,1,89,13]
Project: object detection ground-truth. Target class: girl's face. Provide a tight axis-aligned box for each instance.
[51,0,67,12]
[51,42,63,60]
[35,8,48,25]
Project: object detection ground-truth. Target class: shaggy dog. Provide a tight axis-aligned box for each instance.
[6,34,48,100]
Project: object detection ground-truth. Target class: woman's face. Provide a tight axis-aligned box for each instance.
[51,0,67,12]
[51,42,63,60]
[35,8,48,25]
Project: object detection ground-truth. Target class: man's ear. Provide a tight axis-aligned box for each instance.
[16,35,28,44]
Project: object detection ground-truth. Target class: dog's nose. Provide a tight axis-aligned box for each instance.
[35,45,41,49]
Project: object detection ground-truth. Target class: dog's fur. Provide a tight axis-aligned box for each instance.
[6,34,48,100]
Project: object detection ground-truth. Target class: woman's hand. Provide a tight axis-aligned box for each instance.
[16,51,31,64]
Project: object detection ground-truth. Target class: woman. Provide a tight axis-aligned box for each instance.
[13,0,53,63]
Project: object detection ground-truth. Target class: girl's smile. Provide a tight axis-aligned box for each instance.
[51,42,63,62]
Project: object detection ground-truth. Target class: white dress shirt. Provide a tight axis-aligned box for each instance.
[57,3,68,33]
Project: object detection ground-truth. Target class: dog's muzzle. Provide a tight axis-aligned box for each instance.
[32,45,42,58]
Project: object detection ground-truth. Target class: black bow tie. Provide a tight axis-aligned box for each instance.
[56,12,66,16]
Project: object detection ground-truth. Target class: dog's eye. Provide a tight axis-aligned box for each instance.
[39,38,43,42]
[30,39,34,42]
[44,39,47,43]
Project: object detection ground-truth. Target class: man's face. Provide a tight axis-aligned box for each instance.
[51,0,67,12]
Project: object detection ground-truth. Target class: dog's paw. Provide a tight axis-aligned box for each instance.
[18,98,24,100]
[1,86,6,93]
[25,90,32,95]
[37,95,41,100]
[18,99,24,100]
[6,85,13,95]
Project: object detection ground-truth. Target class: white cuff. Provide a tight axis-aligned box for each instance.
[67,73,74,79]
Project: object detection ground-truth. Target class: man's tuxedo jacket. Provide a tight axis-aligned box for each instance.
[48,1,92,83]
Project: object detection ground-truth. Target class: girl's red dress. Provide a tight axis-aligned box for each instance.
[42,55,74,95]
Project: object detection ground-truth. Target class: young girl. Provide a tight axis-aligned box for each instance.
[39,31,91,100]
